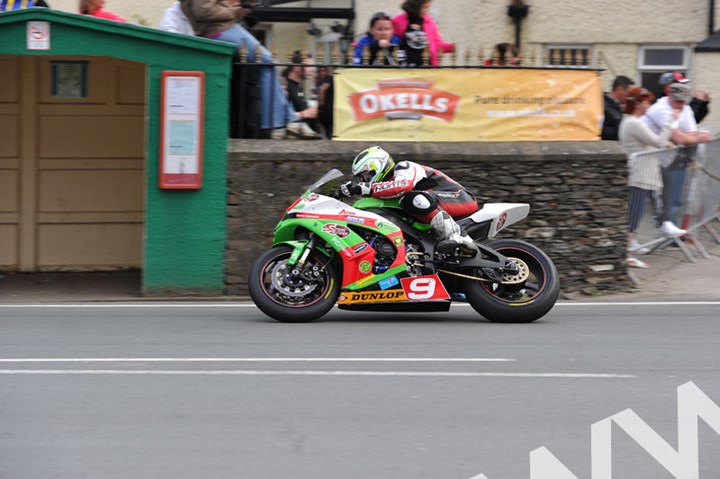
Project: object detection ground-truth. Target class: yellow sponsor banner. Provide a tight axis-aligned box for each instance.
[338,289,407,305]
[333,68,602,141]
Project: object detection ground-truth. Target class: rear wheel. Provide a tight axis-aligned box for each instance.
[248,245,340,322]
[464,239,560,323]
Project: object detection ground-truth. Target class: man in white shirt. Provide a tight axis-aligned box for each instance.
[642,74,711,236]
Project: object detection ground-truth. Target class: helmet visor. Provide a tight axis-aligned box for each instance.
[356,169,377,183]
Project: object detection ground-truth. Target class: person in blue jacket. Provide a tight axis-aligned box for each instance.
[353,12,402,66]
[1,0,49,10]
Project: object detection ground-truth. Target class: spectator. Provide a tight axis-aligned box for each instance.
[78,0,126,22]
[1,0,49,10]
[601,75,634,140]
[181,0,317,139]
[317,67,334,139]
[314,65,330,125]
[655,71,711,125]
[690,89,711,124]
[392,0,454,67]
[301,54,317,93]
[353,11,402,65]
[484,42,521,66]
[315,66,329,90]
[159,0,194,35]
[643,74,711,231]
[282,51,321,139]
[618,86,680,268]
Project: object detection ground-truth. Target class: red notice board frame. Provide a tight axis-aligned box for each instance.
[159,71,205,189]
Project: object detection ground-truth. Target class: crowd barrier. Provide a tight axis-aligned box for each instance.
[629,135,720,263]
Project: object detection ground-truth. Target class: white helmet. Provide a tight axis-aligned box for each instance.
[351,146,395,184]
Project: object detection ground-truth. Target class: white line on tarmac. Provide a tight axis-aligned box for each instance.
[0,301,719,308]
[0,369,636,378]
[0,357,515,363]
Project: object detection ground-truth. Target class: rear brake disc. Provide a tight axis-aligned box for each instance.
[501,257,530,284]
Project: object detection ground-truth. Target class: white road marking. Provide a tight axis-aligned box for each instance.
[0,357,515,363]
[0,369,636,378]
[0,301,718,308]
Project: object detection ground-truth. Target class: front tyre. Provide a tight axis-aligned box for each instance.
[248,245,340,322]
[465,239,560,323]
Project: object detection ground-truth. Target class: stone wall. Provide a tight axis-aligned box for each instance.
[226,140,632,298]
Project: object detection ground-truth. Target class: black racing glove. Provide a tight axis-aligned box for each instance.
[339,181,371,197]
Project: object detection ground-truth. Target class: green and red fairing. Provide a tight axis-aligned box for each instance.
[274,191,407,289]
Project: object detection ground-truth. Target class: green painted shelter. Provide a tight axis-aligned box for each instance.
[0,8,235,294]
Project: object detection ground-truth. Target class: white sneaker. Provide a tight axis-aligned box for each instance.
[626,257,650,269]
[628,239,650,255]
[658,221,686,238]
[286,121,321,139]
[270,127,287,140]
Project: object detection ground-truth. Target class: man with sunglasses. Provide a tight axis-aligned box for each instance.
[655,71,711,124]
[643,71,711,235]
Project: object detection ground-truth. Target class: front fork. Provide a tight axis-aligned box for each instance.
[286,235,324,282]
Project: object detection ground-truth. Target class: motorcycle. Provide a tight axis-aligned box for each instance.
[248,169,560,323]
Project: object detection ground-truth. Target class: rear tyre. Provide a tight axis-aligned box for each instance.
[248,245,340,322]
[464,239,559,323]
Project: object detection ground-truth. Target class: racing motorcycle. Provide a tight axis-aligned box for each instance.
[248,169,560,323]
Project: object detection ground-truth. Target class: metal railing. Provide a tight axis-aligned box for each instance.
[628,136,720,263]
[228,45,606,139]
[230,59,341,139]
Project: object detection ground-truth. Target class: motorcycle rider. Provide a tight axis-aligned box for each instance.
[339,146,478,253]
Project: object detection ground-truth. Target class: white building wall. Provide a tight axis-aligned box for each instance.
[523,0,707,43]
[48,0,166,25]
[48,0,717,46]
[694,52,720,133]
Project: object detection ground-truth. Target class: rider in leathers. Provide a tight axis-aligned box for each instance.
[340,146,478,253]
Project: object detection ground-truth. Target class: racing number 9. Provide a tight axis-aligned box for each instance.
[406,277,436,300]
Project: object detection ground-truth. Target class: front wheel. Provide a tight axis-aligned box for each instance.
[464,239,560,323]
[248,245,340,322]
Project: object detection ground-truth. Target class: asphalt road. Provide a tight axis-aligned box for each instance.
[1,302,719,479]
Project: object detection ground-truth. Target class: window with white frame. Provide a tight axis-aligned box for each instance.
[637,45,690,95]
[545,44,593,67]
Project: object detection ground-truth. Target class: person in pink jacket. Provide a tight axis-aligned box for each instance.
[392,0,454,66]
[78,0,127,22]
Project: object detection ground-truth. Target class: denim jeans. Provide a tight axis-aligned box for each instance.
[214,25,298,130]
[628,186,653,233]
[660,166,687,225]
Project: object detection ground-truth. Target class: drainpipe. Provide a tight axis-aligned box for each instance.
[710,0,715,35]
[507,0,529,50]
